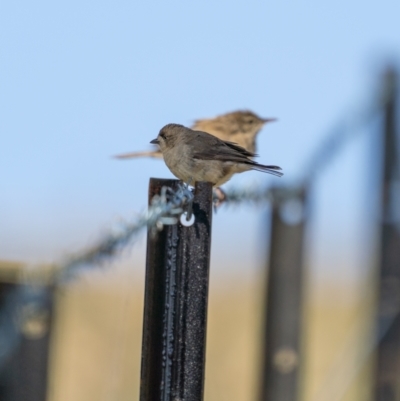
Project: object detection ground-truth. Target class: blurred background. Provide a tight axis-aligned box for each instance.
[1,1,400,400]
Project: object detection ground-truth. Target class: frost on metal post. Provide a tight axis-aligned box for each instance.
[140,178,213,401]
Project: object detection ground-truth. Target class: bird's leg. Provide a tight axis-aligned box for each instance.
[213,187,227,211]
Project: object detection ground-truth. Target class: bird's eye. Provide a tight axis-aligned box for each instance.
[159,132,166,140]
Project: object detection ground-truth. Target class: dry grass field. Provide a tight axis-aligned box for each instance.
[1,261,376,401]
[48,271,375,401]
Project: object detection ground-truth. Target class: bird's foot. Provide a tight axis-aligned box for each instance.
[213,187,227,211]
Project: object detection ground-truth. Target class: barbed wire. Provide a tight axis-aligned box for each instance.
[54,183,194,282]
[0,70,397,397]
[0,88,387,287]
[217,87,387,209]
[0,184,194,369]
[302,69,398,187]
[220,184,306,207]
[301,102,382,187]
[1,79,390,283]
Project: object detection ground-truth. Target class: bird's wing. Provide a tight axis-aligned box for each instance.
[190,133,255,163]
[223,140,257,157]
[190,133,283,177]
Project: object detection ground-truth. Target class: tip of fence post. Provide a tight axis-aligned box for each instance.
[148,177,180,200]
[381,66,398,104]
[383,65,397,81]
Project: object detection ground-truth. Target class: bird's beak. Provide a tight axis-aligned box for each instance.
[150,138,159,145]
[262,117,278,124]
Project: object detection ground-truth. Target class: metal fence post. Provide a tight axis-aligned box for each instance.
[375,68,400,401]
[140,178,213,401]
[259,187,307,401]
[0,278,54,401]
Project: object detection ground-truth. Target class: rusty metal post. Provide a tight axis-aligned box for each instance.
[259,188,307,401]
[0,282,53,401]
[375,68,400,401]
[140,178,213,401]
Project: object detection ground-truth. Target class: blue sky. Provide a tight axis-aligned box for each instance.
[1,1,399,280]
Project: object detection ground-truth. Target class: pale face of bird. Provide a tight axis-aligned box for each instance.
[150,125,178,152]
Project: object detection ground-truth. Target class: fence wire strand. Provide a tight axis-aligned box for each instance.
[0,71,397,399]
[2,91,385,283]
[55,183,194,281]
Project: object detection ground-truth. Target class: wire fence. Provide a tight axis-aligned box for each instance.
[0,66,399,401]
[5,85,386,284]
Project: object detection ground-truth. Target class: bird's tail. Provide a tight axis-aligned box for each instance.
[113,149,163,159]
[251,164,283,177]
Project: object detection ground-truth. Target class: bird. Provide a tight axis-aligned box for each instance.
[114,110,276,160]
[150,123,283,187]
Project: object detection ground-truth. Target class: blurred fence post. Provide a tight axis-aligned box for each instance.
[140,178,213,401]
[259,187,307,401]
[0,278,54,401]
[375,68,400,401]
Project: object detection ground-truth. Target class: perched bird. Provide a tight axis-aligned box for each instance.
[114,110,276,159]
[150,124,282,187]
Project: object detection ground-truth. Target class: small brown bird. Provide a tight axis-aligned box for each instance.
[150,124,282,187]
[115,110,276,159]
